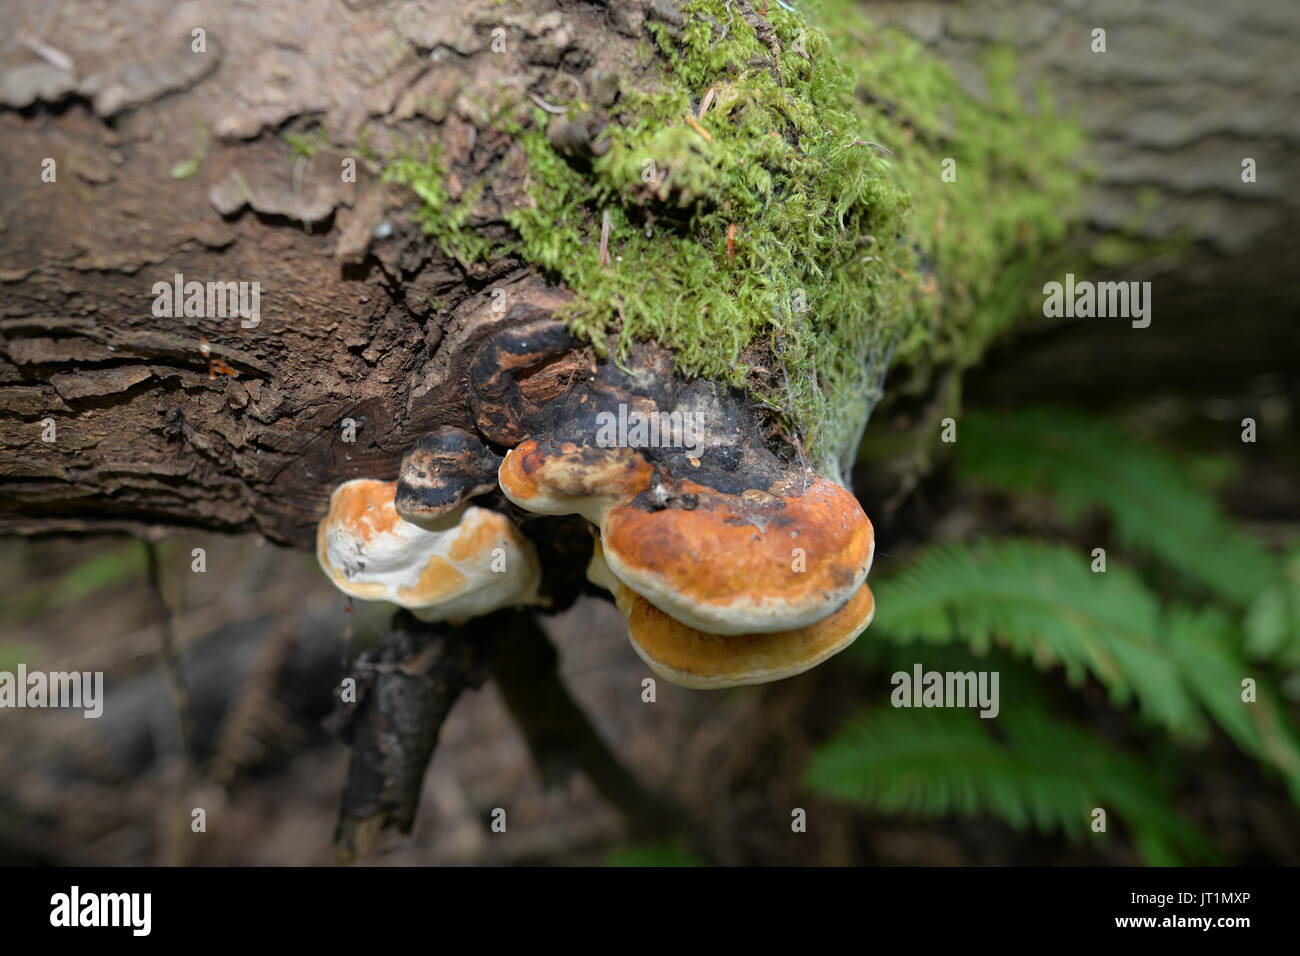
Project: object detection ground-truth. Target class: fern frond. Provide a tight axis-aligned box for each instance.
[1164,605,1300,800]
[874,538,1201,732]
[955,406,1275,605]
[1246,549,1300,667]
[874,538,1300,798]
[805,706,1215,865]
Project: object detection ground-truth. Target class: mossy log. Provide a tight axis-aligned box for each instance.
[0,0,1289,546]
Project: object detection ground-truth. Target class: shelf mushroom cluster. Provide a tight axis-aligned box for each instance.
[497,439,876,688]
[316,424,876,688]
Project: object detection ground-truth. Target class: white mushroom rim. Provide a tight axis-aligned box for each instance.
[317,477,541,622]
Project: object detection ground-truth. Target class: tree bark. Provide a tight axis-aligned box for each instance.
[864,0,1300,315]
[0,0,642,546]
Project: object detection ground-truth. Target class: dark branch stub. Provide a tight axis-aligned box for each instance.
[330,607,684,862]
[330,610,490,863]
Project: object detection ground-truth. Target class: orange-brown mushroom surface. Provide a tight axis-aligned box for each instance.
[588,542,875,688]
[601,475,874,635]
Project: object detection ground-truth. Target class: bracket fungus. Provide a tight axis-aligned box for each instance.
[588,541,875,689]
[600,475,874,635]
[500,438,874,635]
[497,439,652,525]
[500,431,876,687]
[394,425,503,527]
[317,477,541,622]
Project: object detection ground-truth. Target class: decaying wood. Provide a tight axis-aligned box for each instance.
[3,0,1296,866]
[868,0,1300,263]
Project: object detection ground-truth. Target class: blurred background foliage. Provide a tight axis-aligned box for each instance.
[806,405,1300,866]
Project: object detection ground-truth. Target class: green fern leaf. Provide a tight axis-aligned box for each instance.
[873,538,1300,798]
[1164,605,1300,800]
[954,406,1275,605]
[874,538,1201,732]
[1245,549,1300,667]
[805,706,1215,865]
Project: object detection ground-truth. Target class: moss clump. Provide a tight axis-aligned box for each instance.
[386,0,1086,477]
[383,150,495,264]
[839,33,1088,369]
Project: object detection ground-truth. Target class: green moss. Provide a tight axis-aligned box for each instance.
[842,36,1089,370]
[283,127,329,159]
[170,121,210,179]
[385,0,1086,476]
[384,149,498,265]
